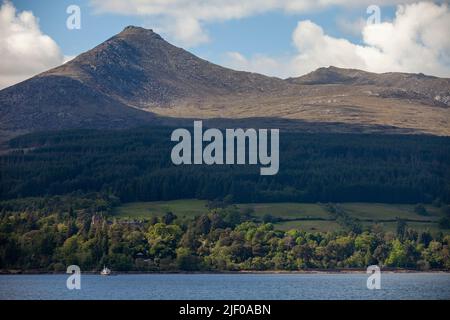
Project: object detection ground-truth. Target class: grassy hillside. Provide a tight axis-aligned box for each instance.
[340,203,443,221]
[113,200,333,220]
[113,199,207,219]
[113,200,449,233]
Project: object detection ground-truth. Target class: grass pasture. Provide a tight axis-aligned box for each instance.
[339,203,442,222]
[113,200,448,233]
[113,199,208,219]
[238,202,330,220]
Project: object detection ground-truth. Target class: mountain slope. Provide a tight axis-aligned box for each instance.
[0,75,155,132]
[40,26,287,108]
[0,26,288,135]
[289,66,450,107]
[1,26,449,136]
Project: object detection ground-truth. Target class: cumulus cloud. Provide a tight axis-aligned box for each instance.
[0,1,64,89]
[90,0,420,48]
[225,52,293,78]
[224,2,450,78]
[149,16,210,47]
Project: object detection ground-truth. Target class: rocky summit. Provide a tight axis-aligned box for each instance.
[1,26,449,137]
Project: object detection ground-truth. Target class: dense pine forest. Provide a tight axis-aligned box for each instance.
[2,126,450,203]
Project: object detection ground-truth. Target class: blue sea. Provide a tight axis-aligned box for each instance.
[1,273,449,300]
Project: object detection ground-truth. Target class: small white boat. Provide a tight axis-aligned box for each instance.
[100,265,111,275]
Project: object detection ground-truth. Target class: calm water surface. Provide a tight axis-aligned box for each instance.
[1,273,449,300]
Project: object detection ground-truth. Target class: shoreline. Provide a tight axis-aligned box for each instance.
[1,269,449,275]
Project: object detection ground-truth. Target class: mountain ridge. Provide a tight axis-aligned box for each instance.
[290,66,450,107]
[41,26,288,107]
[1,25,449,137]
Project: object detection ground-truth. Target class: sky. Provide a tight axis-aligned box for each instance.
[1,0,449,89]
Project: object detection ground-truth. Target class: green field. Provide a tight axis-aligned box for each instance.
[340,203,443,221]
[114,201,333,219]
[113,200,448,233]
[113,199,208,219]
[360,221,442,233]
[238,203,330,219]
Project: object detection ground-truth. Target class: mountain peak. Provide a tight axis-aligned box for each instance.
[123,25,150,31]
[289,66,374,85]
[19,23,285,111]
[120,25,155,35]
[117,25,162,41]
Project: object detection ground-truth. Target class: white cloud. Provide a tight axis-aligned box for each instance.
[291,20,367,74]
[0,1,64,89]
[149,16,210,47]
[223,2,450,78]
[293,2,450,77]
[90,0,420,48]
[225,52,292,78]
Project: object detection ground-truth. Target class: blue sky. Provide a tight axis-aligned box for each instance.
[11,0,396,61]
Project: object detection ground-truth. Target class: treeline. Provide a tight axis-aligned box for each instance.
[0,195,449,271]
[1,127,449,204]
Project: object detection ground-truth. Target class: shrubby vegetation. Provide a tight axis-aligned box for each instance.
[1,195,449,272]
